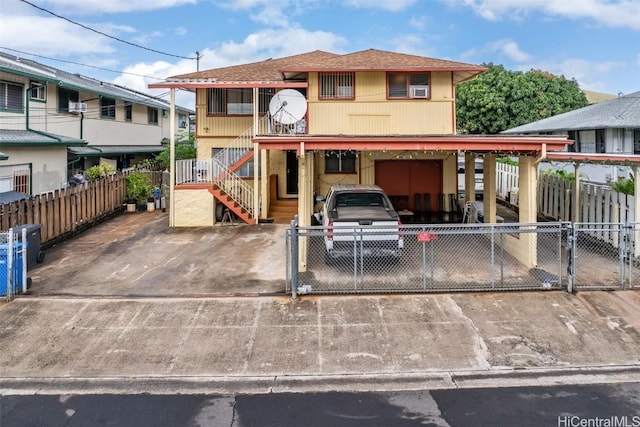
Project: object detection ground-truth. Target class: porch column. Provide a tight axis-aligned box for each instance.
[253,143,260,223]
[518,156,537,224]
[634,165,640,257]
[298,148,314,272]
[483,154,496,223]
[252,88,259,224]
[260,148,269,220]
[465,153,476,202]
[169,88,176,227]
[518,155,538,267]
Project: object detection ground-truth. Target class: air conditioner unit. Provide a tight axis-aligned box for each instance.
[410,86,428,98]
[68,102,87,113]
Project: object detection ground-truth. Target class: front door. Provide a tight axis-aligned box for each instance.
[286,150,298,195]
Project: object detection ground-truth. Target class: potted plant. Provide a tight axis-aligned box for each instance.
[125,172,153,212]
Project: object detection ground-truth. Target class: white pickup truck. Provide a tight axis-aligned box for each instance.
[317,184,403,261]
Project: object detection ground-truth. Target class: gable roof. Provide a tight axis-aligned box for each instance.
[170,50,339,83]
[503,91,640,134]
[155,49,486,87]
[0,52,194,114]
[282,49,486,83]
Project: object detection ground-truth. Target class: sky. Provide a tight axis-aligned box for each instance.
[1,0,639,110]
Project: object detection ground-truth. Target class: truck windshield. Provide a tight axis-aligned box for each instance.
[335,193,385,207]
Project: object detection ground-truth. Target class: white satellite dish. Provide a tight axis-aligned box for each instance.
[269,89,307,125]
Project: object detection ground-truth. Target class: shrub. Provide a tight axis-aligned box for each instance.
[86,163,116,180]
[125,172,153,203]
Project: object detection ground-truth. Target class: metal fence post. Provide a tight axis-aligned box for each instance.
[566,223,574,293]
[7,228,13,301]
[490,224,496,289]
[290,216,299,299]
[21,227,27,293]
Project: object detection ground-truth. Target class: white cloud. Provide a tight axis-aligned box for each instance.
[409,15,428,30]
[33,0,198,14]
[344,0,417,11]
[515,58,623,91]
[112,26,347,109]
[453,0,640,30]
[0,14,115,56]
[475,39,532,63]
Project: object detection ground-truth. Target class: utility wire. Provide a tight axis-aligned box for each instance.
[0,47,165,80]
[19,0,196,60]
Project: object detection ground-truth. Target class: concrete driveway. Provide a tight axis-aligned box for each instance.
[3,211,640,394]
[28,212,288,296]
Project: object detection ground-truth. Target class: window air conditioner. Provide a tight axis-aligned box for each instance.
[410,86,428,98]
[68,102,87,113]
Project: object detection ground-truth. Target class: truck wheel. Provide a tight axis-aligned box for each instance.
[36,251,45,263]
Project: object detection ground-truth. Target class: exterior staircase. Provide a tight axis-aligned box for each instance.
[268,199,298,224]
[208,121,262,224]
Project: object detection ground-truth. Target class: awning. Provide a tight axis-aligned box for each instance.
[68,145,165,156]
[0,129,86,146]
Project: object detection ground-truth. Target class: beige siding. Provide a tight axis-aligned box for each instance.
[307,71,454,135]
[1,146,68,194]
[173,188,215,226]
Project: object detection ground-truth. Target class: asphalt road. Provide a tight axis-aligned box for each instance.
[3,382,640,427]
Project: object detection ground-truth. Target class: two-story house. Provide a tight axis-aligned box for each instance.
[0,52,193,195]
[150,49,568,235]
[503,91,640,184]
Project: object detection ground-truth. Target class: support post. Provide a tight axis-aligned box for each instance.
[169,88,176,227]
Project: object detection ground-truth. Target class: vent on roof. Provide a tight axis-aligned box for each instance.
[68,102,87,113]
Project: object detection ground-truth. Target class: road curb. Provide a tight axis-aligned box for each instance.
[2,365,640,395]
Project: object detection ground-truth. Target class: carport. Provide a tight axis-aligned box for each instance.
[253,134,571,227]
[254,134,571,273]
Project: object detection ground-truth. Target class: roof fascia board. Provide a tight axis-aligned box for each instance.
[149,82,308,89]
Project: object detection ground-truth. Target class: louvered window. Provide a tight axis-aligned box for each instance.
[0,81,24,111]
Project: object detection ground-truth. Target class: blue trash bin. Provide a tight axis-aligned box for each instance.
[0,242,26,296]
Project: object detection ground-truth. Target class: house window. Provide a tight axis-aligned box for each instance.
[0,80,24,112]
[148,107,159,124]
[125,104,132,121]
[325,150,357,173]
[207,88,273,115]
[634,130,640,154]
[30,81,46,102]
[57,88,79,113]
[567,131,578,152]
[387,73,430,99]
[100,97,116,119]
[0,165,30,194]
[319,72,355,99]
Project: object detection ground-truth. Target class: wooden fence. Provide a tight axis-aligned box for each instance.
[0,171,163,245]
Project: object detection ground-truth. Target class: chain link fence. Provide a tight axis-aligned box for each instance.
[570,222,640,291]
[286,220,569,295]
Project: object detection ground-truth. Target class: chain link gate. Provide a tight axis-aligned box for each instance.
[286,218,569,295]
[571,222,628,291]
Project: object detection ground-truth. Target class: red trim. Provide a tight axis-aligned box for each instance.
[148,82,309,89]
[253,135,568,153]
[546,153,640,163]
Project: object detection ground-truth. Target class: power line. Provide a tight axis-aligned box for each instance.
[19,0,197,60]
[0,47,165,80]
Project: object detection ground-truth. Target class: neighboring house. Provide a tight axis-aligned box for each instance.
[503,91,640,183]
[150,48,567,239]
[0,52,193,195]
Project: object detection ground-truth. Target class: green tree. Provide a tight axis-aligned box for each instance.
[154,133,197,170]
[456,64,588,134]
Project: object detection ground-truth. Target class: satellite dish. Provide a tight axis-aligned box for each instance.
[269,89,307,125]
